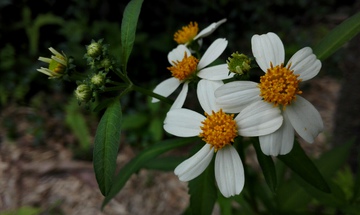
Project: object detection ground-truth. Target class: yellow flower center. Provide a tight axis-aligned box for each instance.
[199,109,238,152]
[167,52,199,81]
[174,22,199,44]
[49,56,66,74]
[258,63,302,108]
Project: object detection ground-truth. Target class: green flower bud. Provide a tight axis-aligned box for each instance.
[100,58,113,71]
[227,52,251,75]
[86,41,103,59]
[91,73,106,86]
[75,84,92,103]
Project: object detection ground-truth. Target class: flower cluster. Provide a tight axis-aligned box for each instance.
[153,21,323,198]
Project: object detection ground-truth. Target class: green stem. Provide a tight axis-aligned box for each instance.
[131,84,173,105]
[103,85,128,92]
[68,71,87,81]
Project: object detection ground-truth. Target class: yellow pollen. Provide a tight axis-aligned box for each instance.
[199,109,238,152]
[167,52,199,81]
[174,22,199,44]
[258,63,302,108]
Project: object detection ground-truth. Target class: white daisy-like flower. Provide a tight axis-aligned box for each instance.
[173,19,227,46]
[215,32,324,156]
[152,38,233,109]
[37,47,67,79]
[164,79,283,197]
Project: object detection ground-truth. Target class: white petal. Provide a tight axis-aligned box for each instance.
[152,77,181,102]
[197,64,234,80]
[171,82,188,109]
[215,81,261,113]
[287,47,322,81]
[198,38,228,70]
[49,47,63,57]
[285,96,324,143]
[197,80,223,113]
[259,113,294,156]
[168,45,192,65]
[164,108,205,137]
[38,57,52,63]
[194,18,227,40]
[251,32,285,72]
[175,144,214,181]
[236,100,283,137]
[215,145,244,197]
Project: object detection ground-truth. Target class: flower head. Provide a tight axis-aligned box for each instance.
[37,47,68,79]
[215,32,323,156]
[164,79,282,197]
[173,19,227,49]
[152,38,232,109]
[227,52,251,75]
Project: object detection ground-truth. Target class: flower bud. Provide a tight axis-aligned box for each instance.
[91,73,106,86]
[75,84,92,103]
[86,41,103,59]
[227,52,251,75]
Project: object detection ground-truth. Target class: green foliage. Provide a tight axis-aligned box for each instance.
[314,12,360,60]
[187,158,217,215]
[93,99,122,196]
[2,0,360,214]
[252,138,277,193]
[102,137,197,208]
[65,97,92,158]
[0,206,42,215]
[278,141,331,193]
[120,0,144,73]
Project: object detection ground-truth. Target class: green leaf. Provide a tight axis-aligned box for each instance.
[276,179,312,212]
[120,0,144,72]
[217,193,233,215]
[188,158,217,215]
[315,139,353,177]
[252,138,277,193]
[93,99,122,196]
[313,12,360,60]
[294,175,347,208]
[102,137,197,208]
[65,98,91,149]
[277,141,331,193]
[143,156,185,171]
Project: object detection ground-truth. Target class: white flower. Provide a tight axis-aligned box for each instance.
[164,79,282,197]
[152,38,233,109]
[215,32,323,156]
[173,19,227,46]
[37,47,67,79]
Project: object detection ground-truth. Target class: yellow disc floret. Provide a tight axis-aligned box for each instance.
[258,63,302,108]
[199,109,238,152]
[167,52,199,81]
[174,22,199,44]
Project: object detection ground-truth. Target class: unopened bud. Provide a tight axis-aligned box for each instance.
[75,84,92,103]
[227,52,251,75]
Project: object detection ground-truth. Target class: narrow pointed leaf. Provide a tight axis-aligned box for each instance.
[188,158,217,215]
[143,156,186,171]
[93,99,122,196]
[252,138,277,193]
[102,137,197,208]
[277,141,331,193]
[121,0,144,72]
[314,12,360,60]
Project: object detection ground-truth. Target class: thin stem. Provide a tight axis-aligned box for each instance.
[103,85,128,92]
[131,84,173,105]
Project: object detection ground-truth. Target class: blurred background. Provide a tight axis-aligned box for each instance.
[0,0,359,214]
